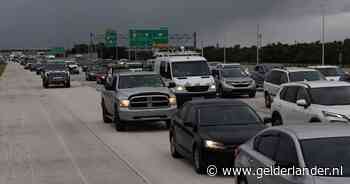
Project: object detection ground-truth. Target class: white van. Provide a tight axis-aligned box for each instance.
[154,51,216,105]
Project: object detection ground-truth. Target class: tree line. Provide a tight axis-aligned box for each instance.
[67,39,350,66]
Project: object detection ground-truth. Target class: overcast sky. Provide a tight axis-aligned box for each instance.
[1,0,350,48]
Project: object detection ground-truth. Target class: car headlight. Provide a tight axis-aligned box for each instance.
[119,100,130,108]
[210,84,216,89]
[204,140,226,149]
[175,86,185,91]
[169,96,177,105]
[322,111,349,123]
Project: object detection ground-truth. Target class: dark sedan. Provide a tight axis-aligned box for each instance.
[169,99,268,174]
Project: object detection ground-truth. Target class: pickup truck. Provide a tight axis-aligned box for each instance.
[101,72,177,131]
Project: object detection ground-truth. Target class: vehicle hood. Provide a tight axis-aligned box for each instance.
[173,76,215,86]
[118,87,172,98]
[313,104,350,117]
[199,124,265,145]
[314,177,350,184]
[223,77,253,83]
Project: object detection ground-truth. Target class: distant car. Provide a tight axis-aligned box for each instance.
[212,64,256,97]
[101,72,177,131]
[271,81,350,126]
[235,125,350,184]
[169,99,268,174]
[308,65,345,81]
[251,64,284,88]
[264,67,325,108]
[42,63,70,88]
[65,61,80,74]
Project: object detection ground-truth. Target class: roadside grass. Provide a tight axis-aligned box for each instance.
[0,64,7,78]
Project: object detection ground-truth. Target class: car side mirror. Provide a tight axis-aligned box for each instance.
[297,99,309,108]
[263,117,272,125]
[168,82,176,88]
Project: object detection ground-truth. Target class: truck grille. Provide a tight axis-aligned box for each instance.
[129,95,169,109]
[186,86,209,92]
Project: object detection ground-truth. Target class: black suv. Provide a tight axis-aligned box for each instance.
[169,99,268,174]
[42,63,70,88]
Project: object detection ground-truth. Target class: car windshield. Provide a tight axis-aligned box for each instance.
[118,75,165,89]
[222,68,248,78]
[316,68,344,77]
[198,105,261,126]
[289,71,325,82]
[172,61,210,77]
[45,64,66,71]
[310,86,350,105]
[301,137,350,177]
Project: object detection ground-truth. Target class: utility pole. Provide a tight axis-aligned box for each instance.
[224,41,226,64]
[321,4,326,65]
[256,24,261,64]
[201,41,204,57]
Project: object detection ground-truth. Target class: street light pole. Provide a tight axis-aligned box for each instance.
[321,4,326,65]
[257,24,260,64]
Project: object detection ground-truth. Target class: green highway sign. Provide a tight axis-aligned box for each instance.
[105,29,117,48]
[49,47,65,55]
[129,28,169,48]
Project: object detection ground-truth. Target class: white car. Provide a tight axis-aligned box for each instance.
[271,81,350,126]
[308,65,345,81]
[264,67,325,108]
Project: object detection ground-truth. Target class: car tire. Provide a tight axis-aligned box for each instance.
[248,91,256,98]
[65,81,71,88]
[102,102,112,123]
[113,107,125,132]
[272,113,283,126]
[165,120,171,129]
[264,93,272,108]
[170,134,182,158]
[193,146,205,174]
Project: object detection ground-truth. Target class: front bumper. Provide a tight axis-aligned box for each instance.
[119,106,177,122]
[203,147,235,167]
[222,84,256,94]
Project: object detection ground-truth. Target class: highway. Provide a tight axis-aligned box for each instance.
[0,64,269,184]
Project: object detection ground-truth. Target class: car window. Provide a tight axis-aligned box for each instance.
[279,87,288,99]
[255,133,280,160]
[297,87,310,103]
[280,73,288,84]
[282,86,299,103]
[275,133,299,167]
[270,71,283,85]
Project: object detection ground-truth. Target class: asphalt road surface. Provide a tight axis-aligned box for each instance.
[0,64,269,184]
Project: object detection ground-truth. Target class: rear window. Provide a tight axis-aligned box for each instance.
[198,105,261,126]
[289,71,325,82]
[310,86,350,105]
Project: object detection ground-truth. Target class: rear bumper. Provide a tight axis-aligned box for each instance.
[119,106,177,122]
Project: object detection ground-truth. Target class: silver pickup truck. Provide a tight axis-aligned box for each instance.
[101,72,177,131]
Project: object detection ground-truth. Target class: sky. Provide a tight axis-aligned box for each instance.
[0,0,350,48]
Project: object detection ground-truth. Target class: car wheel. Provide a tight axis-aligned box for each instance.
[193,146,205,174]
[102,102,112,123]
[236,175,248,184]
[248,91,256,98]
[170,135,182,158]
[272,114,283,126]
[66,81,71,88]
[265,93,272,108]
[113,107,125,132]
[165,120,171,129]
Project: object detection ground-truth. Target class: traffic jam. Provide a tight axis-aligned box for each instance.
[7,47,350,183]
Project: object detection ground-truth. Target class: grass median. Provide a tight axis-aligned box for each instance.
[0,64,7,79]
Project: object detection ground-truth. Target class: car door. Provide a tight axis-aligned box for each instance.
[173,104,192,155]
[295,87,314,123]
[104,75,117,114]
[266,71,282,97]
[279,86,301,124]
[264,133,304,184]
[246,131,280,184]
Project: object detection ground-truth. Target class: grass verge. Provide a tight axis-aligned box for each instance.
[0,64,7,78]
